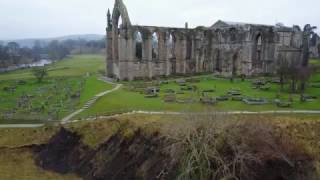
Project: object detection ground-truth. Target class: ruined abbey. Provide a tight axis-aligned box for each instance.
[106,0,307,81]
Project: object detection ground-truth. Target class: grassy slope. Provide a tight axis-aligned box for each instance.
[0,54,106,81]
[0,149,80,180]
[0,54,112,123]
[78,76,320,118]
[78,76,113,107]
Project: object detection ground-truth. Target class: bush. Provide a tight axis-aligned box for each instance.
[32,67,48,83]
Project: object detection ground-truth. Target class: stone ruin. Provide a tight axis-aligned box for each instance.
[310,33,320,58]
[106,0,307,81]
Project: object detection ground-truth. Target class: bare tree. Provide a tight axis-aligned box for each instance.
[276,54,289,91]
[300,24,317,95]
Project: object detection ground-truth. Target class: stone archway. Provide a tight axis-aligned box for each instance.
[152,32,160,61]
[111,0,132,62]
[112,0,131,28]
[252,33,263,68]
[134,31,143,60]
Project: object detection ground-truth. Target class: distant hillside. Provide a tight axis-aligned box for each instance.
[1,34,105,48]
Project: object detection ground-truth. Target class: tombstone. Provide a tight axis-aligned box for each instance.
[202,89,216,93]
[200,97,217,105]
[71,92,81,99]
[159,81,169,85]
[164,89,175,93]
[243,98,268,105]
[302,95,317,102]
[231,96,243,101]
[274,99,292,108]
[227,89,242,96]
[260,86,271,91]
[186,78,201,83]
[164,94,176,103]
[176,79,187,86]
[216,96,229,101]
[145,94,159,98]
[181,86,193,91]
[145,87,160,95]
[176,98,194,104]
[252,79,267,86]
[176,91,185,95]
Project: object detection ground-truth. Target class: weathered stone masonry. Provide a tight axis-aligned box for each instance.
[106,0,304,80]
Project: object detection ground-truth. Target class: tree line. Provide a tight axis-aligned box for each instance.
[0,38,105,69]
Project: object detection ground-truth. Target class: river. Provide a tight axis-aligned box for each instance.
[0,59,53,73]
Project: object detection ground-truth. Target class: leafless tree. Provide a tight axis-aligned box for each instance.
[300,24,317,94]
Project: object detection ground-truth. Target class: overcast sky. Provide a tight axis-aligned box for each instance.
[0,0,319,40]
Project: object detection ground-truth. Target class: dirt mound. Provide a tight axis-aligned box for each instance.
[35,128,178,180]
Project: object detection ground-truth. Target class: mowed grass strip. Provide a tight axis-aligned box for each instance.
[78,76,113,107]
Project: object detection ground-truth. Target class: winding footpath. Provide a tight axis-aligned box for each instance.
[61,83,122,123]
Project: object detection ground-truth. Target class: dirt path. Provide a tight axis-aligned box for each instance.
[1,110,320,128]
[0,124,44,128]
[61,83,122,123]
[67,110,320,123]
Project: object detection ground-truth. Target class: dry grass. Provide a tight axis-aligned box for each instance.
[163,113,319,180]
[0,148,80,180]
[0,126,58,148]
[67,114,183,148]
[0,114,319,179]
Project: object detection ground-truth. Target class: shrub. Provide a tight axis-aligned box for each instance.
[32,67,48,83]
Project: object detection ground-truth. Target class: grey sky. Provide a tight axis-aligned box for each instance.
[0,0,319,40]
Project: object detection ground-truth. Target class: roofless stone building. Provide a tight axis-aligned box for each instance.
[106,0,304,80]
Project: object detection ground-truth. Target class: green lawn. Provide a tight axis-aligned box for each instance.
[1,54,320,122]
[78,75,320,118]
[310,58,320,66]
[0,54,106,81]
[0,54,112,123]
[79,76,113,106]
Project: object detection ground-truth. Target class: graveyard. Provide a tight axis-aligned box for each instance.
[77,59,320,119]
[0,54,319,123]
[0,54,113,123]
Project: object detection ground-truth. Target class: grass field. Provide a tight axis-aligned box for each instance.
[311,58,320,65]
[0,54,319,122]
[0,55,106,81]
[78,75,320,118]
[0,54,112,123]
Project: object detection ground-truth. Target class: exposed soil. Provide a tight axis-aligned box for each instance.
[32,126,318,180]
[35,127,178,180]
